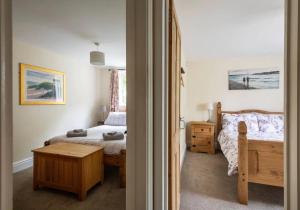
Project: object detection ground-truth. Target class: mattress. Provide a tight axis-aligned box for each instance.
[49,125,127,155]
[218,130,283,176]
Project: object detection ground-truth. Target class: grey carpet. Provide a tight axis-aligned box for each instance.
[13,166,125,210]
[180,151,284,210]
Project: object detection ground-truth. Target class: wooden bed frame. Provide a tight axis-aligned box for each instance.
[216,102,284,204]
[44,141,126,188]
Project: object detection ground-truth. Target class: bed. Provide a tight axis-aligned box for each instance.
[216,102,284,204]
[44,112,127,188]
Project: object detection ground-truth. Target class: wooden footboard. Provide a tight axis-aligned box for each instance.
[237,122,248,204]
[238,122,284,204]
[44,141,126,188]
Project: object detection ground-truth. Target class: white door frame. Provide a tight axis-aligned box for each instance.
[127,0,169,209]
[153,0,169,209]
[0,0,13,209]
[285,0,300,209]
[127,0,154,209]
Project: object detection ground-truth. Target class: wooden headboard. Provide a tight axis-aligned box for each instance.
[216,102,284,136]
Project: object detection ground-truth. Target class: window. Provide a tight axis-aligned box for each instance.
[118,70,126,108]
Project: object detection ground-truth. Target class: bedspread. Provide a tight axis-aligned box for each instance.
[218,130,283,176]
[49,125,127,155]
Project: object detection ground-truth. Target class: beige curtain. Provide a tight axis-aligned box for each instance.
[109,70,119,112]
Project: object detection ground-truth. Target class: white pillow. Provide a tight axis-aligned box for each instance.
[222,113,259,133]
[222,113,242,132]
[257,114,284,133]
[240,113,259,133]
[104,112,126,126]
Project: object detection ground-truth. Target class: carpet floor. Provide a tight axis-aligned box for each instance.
[180,151,284,210]
[13,166,125,210]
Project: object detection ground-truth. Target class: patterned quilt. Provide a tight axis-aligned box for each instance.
[218,112,284,176]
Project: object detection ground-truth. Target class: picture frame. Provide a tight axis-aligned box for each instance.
[19,63,66,105]
[228,67,280,90]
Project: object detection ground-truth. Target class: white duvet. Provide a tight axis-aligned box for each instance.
[218,130,283,176]
[49,125,127,155]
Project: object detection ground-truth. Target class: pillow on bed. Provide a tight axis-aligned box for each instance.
[222,113,259,133]
[222,113,242,132]
[271,115,284,132]
[240,113,259,133]
[104,112,126,126]
[257,114,284,133]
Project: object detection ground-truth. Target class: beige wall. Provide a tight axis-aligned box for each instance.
[98,69,111,110]
[13,40,109,162]
[185,55,284,122]
[180,53,187,168]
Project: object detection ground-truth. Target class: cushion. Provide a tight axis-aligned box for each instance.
[257,114,284,133]
[222,113,259,133]
[104,112,126,126]
[240,113,259,133]
[222,113,242,132]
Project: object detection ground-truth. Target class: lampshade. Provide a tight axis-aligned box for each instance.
[99,105,107,113]
[90,51,105,65]
[90,42,105,66]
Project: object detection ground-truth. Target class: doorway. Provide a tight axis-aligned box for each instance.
[168,0,290,210]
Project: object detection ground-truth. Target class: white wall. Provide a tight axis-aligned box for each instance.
[185,55,284,122]
[97,69,111,108]
[180,53,187,168]
[13,40,107,162]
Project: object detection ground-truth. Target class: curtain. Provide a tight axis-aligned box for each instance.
[109,70,119,112]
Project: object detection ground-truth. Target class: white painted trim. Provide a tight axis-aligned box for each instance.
[126,0,155,209]
[285,0,300,209]
[180,147,186,171]
[153,0,168,209]
[0,0,13,209]
[13,157,33,173]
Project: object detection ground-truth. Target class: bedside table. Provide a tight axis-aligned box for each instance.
[187,121,215,154]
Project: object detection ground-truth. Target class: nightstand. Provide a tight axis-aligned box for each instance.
[187,121,215,154]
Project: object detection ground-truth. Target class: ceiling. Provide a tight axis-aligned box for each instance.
[13,0,284,64]
[13,0,126,67]
[174,0,284,60]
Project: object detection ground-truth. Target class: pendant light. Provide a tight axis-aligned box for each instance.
[90,42,105,65]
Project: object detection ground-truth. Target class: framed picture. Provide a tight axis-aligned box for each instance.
[228,67,280,90]
[20,63,66,105]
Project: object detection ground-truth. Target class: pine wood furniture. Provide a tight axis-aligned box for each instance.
[32,143,104,201]
[103,150,126,188]
[216,102,284,204]
[168,0,181,209]
[44,141,126,188]
[187,121,215,154]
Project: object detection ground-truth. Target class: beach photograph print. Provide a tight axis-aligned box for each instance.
[20,63,66,105]
[228,67,280,90]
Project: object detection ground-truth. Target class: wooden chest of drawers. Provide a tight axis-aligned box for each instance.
[187,121,215,154]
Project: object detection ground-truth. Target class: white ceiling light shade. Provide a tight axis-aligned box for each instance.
[90,42,105,65]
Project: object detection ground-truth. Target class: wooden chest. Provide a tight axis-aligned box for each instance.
[187,121,215,154]
[32,143,104,201]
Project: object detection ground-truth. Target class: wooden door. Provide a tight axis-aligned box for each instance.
[168,0,181,209]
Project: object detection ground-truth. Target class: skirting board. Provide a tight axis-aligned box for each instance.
[13,157,33,173]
